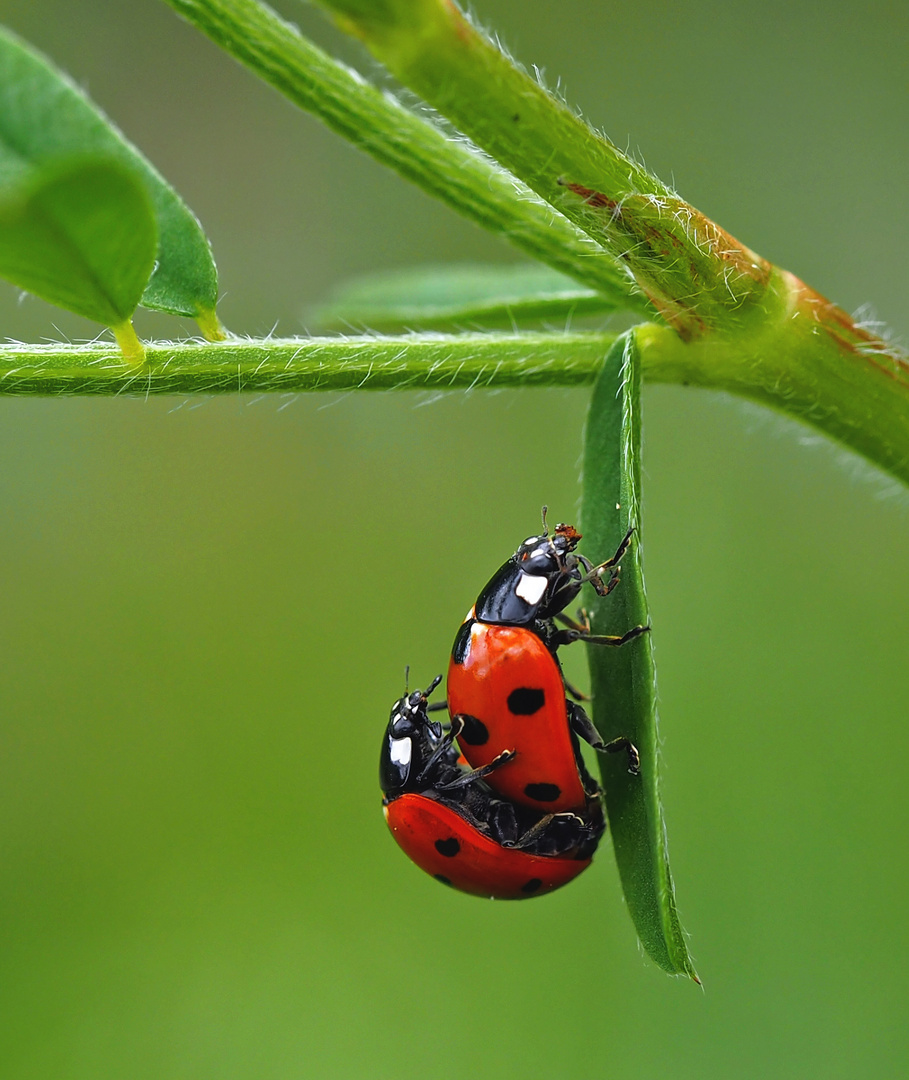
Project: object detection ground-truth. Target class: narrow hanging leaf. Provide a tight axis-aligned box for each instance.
[581,330,697,980]
[0,157,156,357]
[0,26,223,335]
[312,263,620,330]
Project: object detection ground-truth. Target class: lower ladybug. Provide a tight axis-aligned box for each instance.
[380,676,605,900]
[448,518,643,815]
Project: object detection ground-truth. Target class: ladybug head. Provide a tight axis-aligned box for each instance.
[387,673,444,740]
[515,523,581,576]
[381,674,446,797]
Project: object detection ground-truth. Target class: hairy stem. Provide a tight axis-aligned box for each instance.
[2,325,907,486]
[162,0,648,312]
[315,0,771,337]
[0,332,618,395]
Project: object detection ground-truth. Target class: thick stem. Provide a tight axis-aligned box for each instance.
[637,283,909,483]
[315,0,772,338]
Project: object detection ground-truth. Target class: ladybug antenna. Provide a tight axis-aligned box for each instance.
[424,673,443,699]
[541,504,549,536]
[404,664,410,694]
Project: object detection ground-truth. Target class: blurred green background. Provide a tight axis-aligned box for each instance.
[1,1,907,1076]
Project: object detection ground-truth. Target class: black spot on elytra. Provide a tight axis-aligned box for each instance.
[521,878,543,895]
[434,874,452,887]
[524,782,562,803]
[451,620,474,665]
[507,687,545,715]
[435,837,460,858]
[458,715,489,746]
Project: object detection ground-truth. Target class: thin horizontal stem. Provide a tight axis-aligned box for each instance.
[0,332,618,395]
[5,323,906,484]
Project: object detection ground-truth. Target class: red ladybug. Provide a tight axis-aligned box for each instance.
[380,676,605,899]
[447,518,643,815]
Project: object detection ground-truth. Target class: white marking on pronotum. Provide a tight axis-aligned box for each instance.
[515,572,548,606]
[390,737,412,767]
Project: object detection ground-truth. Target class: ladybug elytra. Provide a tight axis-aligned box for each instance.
[380,677,605,900]
[447,516,644,815]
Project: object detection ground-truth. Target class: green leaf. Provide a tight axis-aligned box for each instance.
[0,25,222,331]
[0,157,156,332]
[313,263,619,331]
[581,329,698,980]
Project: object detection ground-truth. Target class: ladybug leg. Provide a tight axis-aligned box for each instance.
[568,702,641,773]
[509,812,587,854]
[554,610,591,634]
[431,717,516,790]
[551,624,649,649]
[413,712,471,786]
[425,700,449,714]
[567,700,606,749]
[435,748,516,791]
[568,702,640,774]
[487,799,521,847]
[412,727,459,786]
[601,526,635,570]
[589,565,622,598]
[577,526,635,596]
[602,737,641,775]
[562,678,589,703]
[504,812,555,849]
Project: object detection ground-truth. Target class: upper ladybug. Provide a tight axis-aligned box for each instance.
[447,516,642,815]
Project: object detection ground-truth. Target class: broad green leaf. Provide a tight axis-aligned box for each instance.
[582,330,697,980]
[0,26,223,333]
[0,158,156,346]
[313,263,618,330]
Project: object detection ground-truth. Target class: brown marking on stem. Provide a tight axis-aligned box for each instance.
[664,199,771,287]
[560,180,618,211]
[559,181,770,287]
[785,271,909,385]
[444,0,476,43]
[640,294,706,342]
[558,179,772,343]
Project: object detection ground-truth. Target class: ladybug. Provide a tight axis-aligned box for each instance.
[447,516,644,815]
[381,675,605,899]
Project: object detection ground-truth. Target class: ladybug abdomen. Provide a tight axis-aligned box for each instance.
[384,794,591,900]
[448,620,588,813]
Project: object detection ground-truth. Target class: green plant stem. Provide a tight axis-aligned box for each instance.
[0,332,618,395]
[161,0,648,314]
[2,325,907,485]
[315,0,774,337]
[306,0,909,478]
[639,300,909,484]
